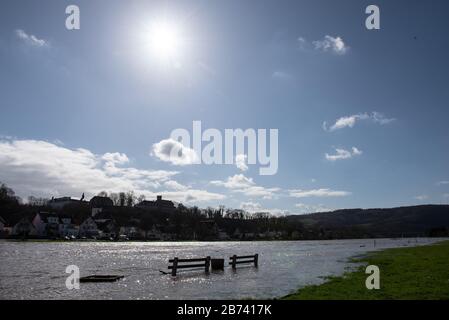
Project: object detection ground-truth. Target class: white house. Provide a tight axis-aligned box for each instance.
[79,217,99,238]
[58,215,78,237]
[32,212,61,237]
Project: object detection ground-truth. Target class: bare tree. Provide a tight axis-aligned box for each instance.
[119,192,126,207]
[137,194,146,204]
[97,191,108,197]
[126,191,136,207]
[109,193,120,206]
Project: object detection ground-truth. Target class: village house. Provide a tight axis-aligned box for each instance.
[90,196,113,217]
[95,219,117,239]
[32,212,61,238]
[11,217,38,237]
[79,217,99,238]
[135,195,176,213]
[79,211,117,239]
[47,197,81,210]
[58,214,78,237]
[119,225,143,239]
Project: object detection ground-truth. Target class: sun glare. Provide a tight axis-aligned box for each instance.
[146,20,182,62]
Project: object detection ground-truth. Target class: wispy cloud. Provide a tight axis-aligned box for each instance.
[15,29,48,47]
[415,195,429,201]
[437,181,449,186]
[289,188,351,198]
[151,138,198,166]
[295,203,334,214]
[372,112,395,125]
[297,35,349,55]
[325,147,362,161]
[239,202,294,217]
[211,174,280,199]
[312,35,348,55]
[272,70,293,80]
[323,112,395,132]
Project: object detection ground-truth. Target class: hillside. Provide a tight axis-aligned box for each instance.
[287,205,449,238]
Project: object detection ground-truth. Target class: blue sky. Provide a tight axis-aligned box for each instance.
[1,0,448,214]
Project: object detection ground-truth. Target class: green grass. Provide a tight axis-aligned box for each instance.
[283,240,449,300]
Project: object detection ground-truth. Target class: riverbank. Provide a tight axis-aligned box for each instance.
[283,240,449,300]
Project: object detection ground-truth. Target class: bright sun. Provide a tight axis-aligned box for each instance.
[146,20,182,62]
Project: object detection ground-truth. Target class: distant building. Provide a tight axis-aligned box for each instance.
[79,211,117,239]
[95,219,117,239]
[11,218,38,237]
[48,197,80,210]
[79,217,99,238]
[90,196,114,217]
[89,196,113,208]
[32,212,61,237]
[135,195,175,213]
[58,214,78,237]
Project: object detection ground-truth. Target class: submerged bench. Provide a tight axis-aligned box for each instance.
[168,256,211,276]
[80,275,124,283]
[229,254,258,269]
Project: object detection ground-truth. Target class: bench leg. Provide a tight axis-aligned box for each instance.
[171,257,178,276]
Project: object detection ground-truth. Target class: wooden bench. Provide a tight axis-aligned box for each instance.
[229,254,258,269]
[168,256,211,276]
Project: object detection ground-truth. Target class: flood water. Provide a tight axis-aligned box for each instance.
[0,238,443,300]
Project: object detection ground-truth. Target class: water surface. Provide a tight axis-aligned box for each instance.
[0,238,441,299]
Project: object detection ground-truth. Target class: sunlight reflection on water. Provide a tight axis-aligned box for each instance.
[0,238,442,300]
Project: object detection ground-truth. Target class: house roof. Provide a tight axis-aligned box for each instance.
[37,212,61,223]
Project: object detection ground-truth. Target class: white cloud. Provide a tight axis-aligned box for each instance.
[15,29,48,47]
[313,35,348,55]
[163,180,188,191]
[372,112,395,125]
[102,152,129,165]
[415,195,429,201]
[151,138,198,166]
[235,154,248,172]
[211,174,280,199]
[325,113,369,131]
[240,201,262,212]
[325,147,362,161]
[295,203,334,214]
[156,189,225,204]
[324,112,395,132]
[0,138,226,204]
[297,37,307,50]
[289,188,351,198]
[239,202,293,217]
[437,181,449,186]
[272,71,293,80]
[0,139,181,199]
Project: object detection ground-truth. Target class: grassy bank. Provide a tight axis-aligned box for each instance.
[283,240,449,300]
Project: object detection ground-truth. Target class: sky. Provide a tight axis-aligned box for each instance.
[0,0,449,215]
